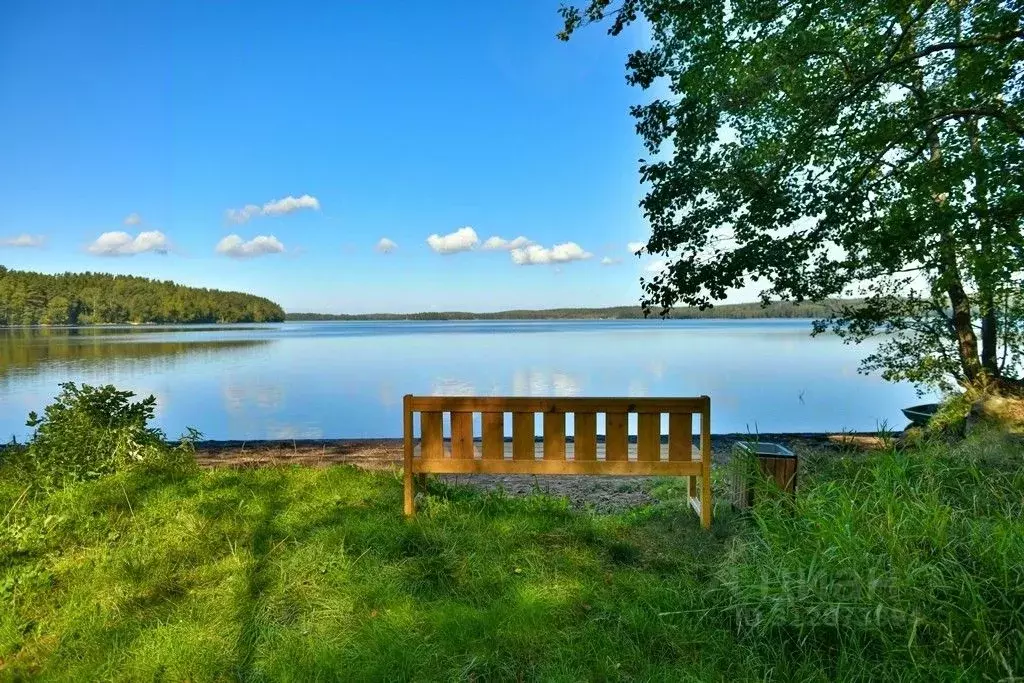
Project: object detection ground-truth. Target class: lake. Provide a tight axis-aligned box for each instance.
[0,320,935,441]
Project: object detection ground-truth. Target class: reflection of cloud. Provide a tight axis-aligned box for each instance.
[552,373,580,396]
[649,360,666,380]
[512,369,580,396]
[223,383,284,415]
[378,382,399,407]
[627,379,648,397]
[431,379,476,396]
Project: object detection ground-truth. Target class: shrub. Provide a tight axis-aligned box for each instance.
[23,382,198,488]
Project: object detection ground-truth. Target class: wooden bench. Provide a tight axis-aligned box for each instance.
[402,395,713,528]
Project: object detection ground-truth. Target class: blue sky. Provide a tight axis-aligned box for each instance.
[0,1,680,313]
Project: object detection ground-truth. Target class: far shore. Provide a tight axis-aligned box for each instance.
[0,316,822,329]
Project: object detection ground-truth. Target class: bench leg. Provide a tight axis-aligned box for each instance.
[700,470,712,529]
[403,464,415,517]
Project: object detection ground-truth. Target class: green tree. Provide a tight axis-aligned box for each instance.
[41,295,71,325]
[0,267,286,325]
[559,0,1024,394]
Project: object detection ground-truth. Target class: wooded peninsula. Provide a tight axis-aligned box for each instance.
[1,265,857,325]
[0,266,285,325]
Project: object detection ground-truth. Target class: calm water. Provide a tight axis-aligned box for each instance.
[0,320,933,440]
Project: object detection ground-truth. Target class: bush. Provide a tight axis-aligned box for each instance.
[22,382,198,488]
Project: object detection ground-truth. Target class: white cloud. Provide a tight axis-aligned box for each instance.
[263,194,320,216]
[510,242,592,265]
[226,204,262,224]
[123,213,142,226]
[87,230,169,256]
[226,194,320,223]
[482,235,532,250]
[627,241,646,254]
[376,237,397,253]
[427,226,479,254]
[600,256,621,266]
[216,234,285,258]
[1,234,46,248]
[643,259,669,275]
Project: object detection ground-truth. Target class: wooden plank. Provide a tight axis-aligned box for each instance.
[669,412,693,461]
[413,459,703,476]
[700,396,712,529]
[512,412,535,460]
[403,395,414,516]
[420,411,443,460]
[481,412,504,460]
[407,396,708,414]
[543,412,566,460]
[574,412,597,461]
[637,412,661,462]
[450,412,474,459]
[605,412,628,462]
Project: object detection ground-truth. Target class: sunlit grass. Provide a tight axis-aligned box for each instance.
[2,430,1022,680]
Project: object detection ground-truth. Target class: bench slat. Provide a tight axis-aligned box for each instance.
[481,412,504,460]
[420,411,444,460]
[637,412,661,462]
[605,412,628,461]
[407,396,707,413]
[574,412,597,461]
[413,458,702,476]
[512,412,534,460]
[669,412,693,461]
[543,413,566,460]
[451,412,474,459]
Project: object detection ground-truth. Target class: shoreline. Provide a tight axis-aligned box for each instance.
[191,433,894,511]
[1,317,822,329]
[192,432,893,470]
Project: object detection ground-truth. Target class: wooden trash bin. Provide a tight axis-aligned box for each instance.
[731,441,797,510]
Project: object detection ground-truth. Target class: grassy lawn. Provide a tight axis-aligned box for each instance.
[2,433,1022,681]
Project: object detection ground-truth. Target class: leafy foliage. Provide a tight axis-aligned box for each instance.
[0,265,285,325]
[558,0,1024,393]
[23,382,197,488]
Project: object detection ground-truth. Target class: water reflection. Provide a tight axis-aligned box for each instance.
[1,328,271,380]
[0,320,936,439]
[511,369,582,397]
[431,379,477,396]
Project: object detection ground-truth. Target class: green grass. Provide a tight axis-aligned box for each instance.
[2,431,1022,681]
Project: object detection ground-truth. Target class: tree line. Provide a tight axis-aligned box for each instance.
[0,266,285,325]
[286,299,857,321]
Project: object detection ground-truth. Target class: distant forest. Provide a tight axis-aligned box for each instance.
[287,300,859,321]
[0,266,285,325]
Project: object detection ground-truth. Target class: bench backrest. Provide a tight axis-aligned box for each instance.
[401,395,713,527]
[402,395,710,472]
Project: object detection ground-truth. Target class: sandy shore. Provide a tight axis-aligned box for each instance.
[193,433,889,511]
[193,433,887,468]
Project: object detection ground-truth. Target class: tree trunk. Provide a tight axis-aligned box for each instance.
[963,115,1000,378]
[945,272,983,386]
